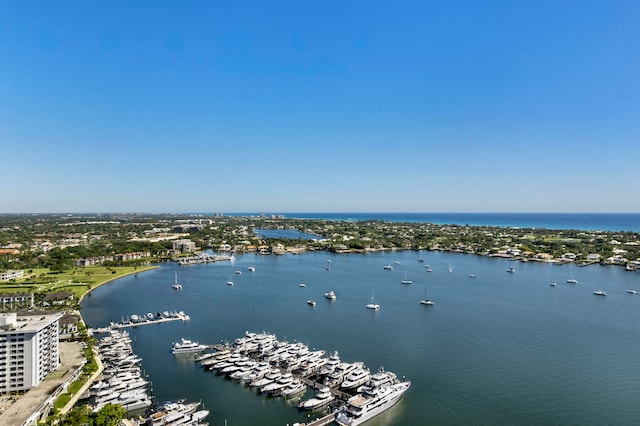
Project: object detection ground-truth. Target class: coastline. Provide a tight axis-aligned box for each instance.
[77,265,159,304]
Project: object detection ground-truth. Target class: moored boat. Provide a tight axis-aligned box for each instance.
[298,386,335,411]
[334,381,411,425]
[172,338,208,355]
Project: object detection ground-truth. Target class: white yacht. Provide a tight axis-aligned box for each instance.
[171,338,208,355]
[593,290,607,296]
[298,386,335,411]
[247,266,256,272]
[261,372,294,394]
[241,362,271,384]
[383,265,393,270]
[325,291,336,300]
[356,367,398,393]
[139,400,201,424]
[278,379,307,398]
[307,300,316,306]
[334,381,411,426]
[340,367,371,391]
[328,362,364,387]
[567,278,578,284]
[627,289,638,294]
[318,351,341,376]
[250,368,281,389]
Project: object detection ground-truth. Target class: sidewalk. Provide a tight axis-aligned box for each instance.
[59,345,104,416]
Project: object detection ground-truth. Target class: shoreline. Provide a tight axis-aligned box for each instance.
[77,265,159,304]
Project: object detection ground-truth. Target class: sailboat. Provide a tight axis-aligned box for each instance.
[419,287,434,305]
[400,271,413,285]
[172,273,182,290]
[400,271,413,284]
[593,281,606,296]
[366,291,380,310]
[226,274,234,286]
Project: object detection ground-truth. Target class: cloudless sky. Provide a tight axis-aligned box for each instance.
[1,1,639,213]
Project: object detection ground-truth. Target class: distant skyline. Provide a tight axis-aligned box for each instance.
[2,1,639,213]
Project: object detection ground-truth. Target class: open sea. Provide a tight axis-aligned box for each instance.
[81,248,640,425]
[227,212,640,232]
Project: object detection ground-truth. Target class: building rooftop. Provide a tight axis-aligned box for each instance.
[0,312,63,333]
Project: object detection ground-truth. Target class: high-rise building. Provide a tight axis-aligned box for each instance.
[0,312,62,393]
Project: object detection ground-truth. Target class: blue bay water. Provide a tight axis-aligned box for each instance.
[81,251,640,425]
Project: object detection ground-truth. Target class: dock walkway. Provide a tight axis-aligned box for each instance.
[89,312,189,333]
[305,413,335,426]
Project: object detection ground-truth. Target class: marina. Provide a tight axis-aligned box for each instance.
[177,253,234,266]
[81,250,640,425]
[196,331,410,425]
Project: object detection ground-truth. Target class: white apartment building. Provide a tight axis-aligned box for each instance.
[0,312,62,393]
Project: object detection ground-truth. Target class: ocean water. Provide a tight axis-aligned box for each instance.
[227,212,640,232]
[81,251,640,425]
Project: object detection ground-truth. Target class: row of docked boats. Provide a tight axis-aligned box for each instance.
[137,399,209,426]
[94,330,210,425]
[193,331,410,425]
[91,330,153,413]
[176,252,233,265]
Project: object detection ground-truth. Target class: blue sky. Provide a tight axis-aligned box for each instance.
[1,1,638,213]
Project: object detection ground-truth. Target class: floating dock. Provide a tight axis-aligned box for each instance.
[89,311,189,334]
[177,253,234,265]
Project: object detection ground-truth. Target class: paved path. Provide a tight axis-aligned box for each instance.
[59,345,104,416]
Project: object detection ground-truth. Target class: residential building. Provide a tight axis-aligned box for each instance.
[0,312,62,393]
[172,239,196,253]
[0,293,34,309]
[0,270,24,281]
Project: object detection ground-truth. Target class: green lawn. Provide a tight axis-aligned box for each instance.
[0,265,158,301]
